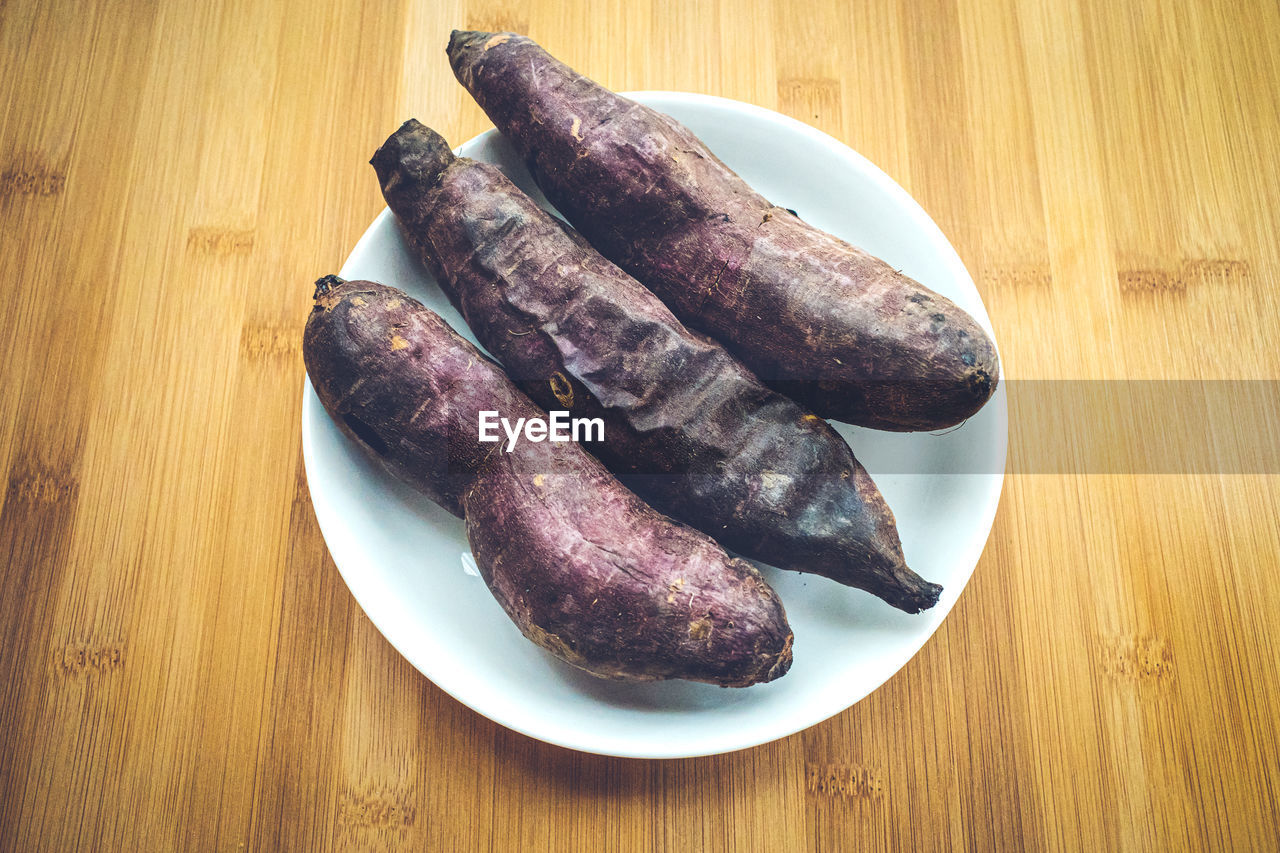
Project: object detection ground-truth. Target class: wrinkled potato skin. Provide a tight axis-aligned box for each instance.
[303,279,792,686]
[303,276,519,516]
[372,122,941,613]
[447,31,999,432]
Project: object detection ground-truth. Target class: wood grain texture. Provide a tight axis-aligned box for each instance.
[2,0,1277,850]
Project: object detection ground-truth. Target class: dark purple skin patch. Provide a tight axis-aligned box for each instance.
[447,31,999,432]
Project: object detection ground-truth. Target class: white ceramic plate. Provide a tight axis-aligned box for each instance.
[302,92,1007,758]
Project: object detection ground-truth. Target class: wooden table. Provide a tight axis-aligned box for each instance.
[3,0,1277,849]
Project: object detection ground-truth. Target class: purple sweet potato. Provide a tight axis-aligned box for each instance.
[447,31,999,432]
[304,276,792,686]
[370,120,941,613]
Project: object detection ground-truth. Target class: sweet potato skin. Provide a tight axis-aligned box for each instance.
[302,275,517,516]
[303,277,792,686]
[447,31,999,431]
[371,120,941,613]
[466,439,792,685]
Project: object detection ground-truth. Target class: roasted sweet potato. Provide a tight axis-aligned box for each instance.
[447,31,999,431]
[371,120,941,613]
[303,276,792,686]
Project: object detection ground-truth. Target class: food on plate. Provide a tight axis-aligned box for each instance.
[303,276,793,686]
[371,119,942,614]
[447,30,999,432]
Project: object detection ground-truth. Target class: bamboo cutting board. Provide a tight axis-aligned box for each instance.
[2,0,1278,850]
